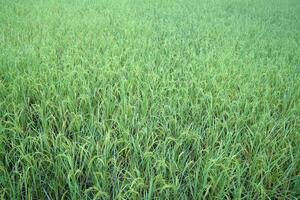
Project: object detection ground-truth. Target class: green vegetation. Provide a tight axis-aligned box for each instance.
[1,0,300,199]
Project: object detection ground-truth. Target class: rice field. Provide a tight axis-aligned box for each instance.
[1,0,300,199]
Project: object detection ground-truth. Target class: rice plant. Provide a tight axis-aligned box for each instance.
[0,0,300,199]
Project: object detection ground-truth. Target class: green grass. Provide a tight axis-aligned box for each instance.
[1,0,300,199]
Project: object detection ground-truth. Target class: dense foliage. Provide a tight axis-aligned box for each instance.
[1,0,300,199]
